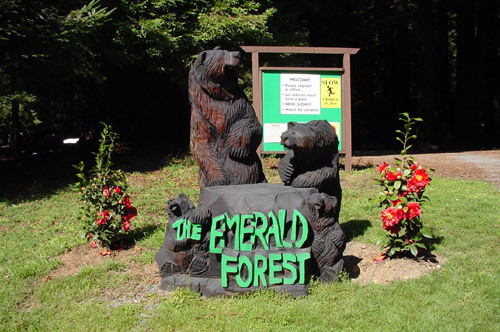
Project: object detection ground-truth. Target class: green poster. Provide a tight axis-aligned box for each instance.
[261,71,342,152]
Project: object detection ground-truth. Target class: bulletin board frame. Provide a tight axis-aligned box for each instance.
[241,46,359,171]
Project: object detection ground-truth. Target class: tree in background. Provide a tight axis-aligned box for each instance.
[0,0,114,152]
[0,0,275,152]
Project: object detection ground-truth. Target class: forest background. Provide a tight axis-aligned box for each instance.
[1,0,498,156]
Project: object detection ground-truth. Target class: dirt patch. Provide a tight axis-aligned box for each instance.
[343,242,444,284]
[47,241,444,289]
[48,244,159,284]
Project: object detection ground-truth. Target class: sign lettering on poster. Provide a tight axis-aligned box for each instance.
[280,73,320,115]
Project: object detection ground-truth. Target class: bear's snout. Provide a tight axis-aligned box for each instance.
[280,132,291,147]
[227,51,240,66]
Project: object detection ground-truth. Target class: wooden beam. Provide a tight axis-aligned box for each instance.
[241,46,360,55]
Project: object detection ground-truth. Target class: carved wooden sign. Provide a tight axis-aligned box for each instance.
[156,184,345,297]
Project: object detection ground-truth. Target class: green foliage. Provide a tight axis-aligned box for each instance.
[0,0,276,149]
[0,92,40,132]
[74,123,137,248]
[375,113,433,258]
[195,0,275,46]
[112,0,275,73]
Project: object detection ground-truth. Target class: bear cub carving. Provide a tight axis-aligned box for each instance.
[189,47,266,189]
[304,192,346,281]
[278,120,342,219]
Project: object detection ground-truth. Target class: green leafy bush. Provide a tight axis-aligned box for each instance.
[375,113,433,259]
[74,123,137,248]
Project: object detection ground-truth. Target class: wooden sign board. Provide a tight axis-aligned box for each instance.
[261,69,343,153]
[240,46,359,171]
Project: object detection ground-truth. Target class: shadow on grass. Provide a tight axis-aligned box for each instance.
[0,143,189,204]
[341,219,372,241]
[427,234,444,255]
[351,164,375,171]
[116,224,163,249]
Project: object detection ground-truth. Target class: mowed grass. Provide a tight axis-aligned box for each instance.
[1,155,499,331]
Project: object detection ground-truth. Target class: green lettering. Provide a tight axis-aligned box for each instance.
[268,253,283,285]
[266,211,283,248]
[252,212,269,250]
[210,214,226,254]
[296,252,311,284]
[292,210,309,248]
[185,220,191,239]
[221,254,238,287]
[171,218,186,241]
[191,223,202,241]
[239,214,254,251]
[226,213,241,251]
[253,254,268,287]
[278,210,293,248]
[236,255,253,288]
[282,253,298,285]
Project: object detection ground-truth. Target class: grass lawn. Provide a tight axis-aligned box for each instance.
[1,154,499,331]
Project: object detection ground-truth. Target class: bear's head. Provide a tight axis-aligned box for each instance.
[303,192,338,231]
[280,120,339,159]
[191,47,240,85]
[166,193,195,221]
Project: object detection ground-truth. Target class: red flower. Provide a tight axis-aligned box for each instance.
[383,224,401,234]
[114,186,122,194]
[103,186,110,198]
[406,202,422,220]
[378,162,388,174]
[124,196,133,209]
[407,169,430,193]
[123,221,131,232]
[411,162,419,171]
[390,195,404,208]
[96,210,110,225]
[123,206,137,222]
[381,207,405,228]
[385,170,402,182]
[90,240,98,248]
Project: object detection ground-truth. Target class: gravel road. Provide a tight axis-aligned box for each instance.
[352,150,500,189]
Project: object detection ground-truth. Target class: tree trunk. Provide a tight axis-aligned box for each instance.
[416,0,438,148]
[11,97,20,156]
[477,0,499,147]
[435,0,454,147]
[454,0,478,148]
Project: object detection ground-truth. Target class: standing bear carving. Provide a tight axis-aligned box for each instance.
[189,47,266,189]
[278,120,342,220]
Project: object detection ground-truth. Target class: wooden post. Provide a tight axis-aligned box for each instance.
[250,51,263,155]
[343,53,353,171]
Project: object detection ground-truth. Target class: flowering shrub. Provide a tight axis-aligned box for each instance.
[376,113,433,259]
[74,123,137,248]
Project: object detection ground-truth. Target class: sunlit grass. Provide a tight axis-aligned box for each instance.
[1,155,499,331]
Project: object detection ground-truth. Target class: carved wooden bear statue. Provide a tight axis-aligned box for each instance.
[278,120,342,220]
[189,47,266,189]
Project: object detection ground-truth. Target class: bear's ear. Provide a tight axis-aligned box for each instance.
[287,121,298,129]
[214,46,222,50]
[199,51,207,64]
